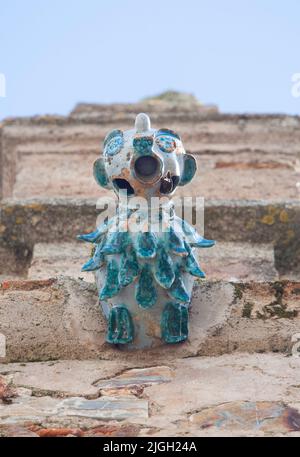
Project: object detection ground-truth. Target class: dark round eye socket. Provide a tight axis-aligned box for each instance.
[134,156,161,181]
[112,178,135,195]
[155,136,176,153]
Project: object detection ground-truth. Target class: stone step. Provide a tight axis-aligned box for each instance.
[27,241,277,283]
[11,143,300,199]
[0,353,299,436]
[198,241,277,281]
[2,112,300,198]
[28,242,94,283]
[1,198,299,277]
[0,277,299,362]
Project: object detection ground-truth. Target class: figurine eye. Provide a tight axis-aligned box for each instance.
[155,135,176,153]
[104,135,123,156]
[104,130,124,157]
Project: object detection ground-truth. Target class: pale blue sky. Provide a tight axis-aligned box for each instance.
[1,0,300,119]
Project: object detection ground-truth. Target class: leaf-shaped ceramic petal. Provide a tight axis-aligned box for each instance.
[184,243,206,278]
[119,247,139,287]
[134,232,158,259]
[81,243,105,272]
[77,219,110,243]
[154,244,175,289]
[167,227,188,255]
[161,302,188,343]
[99,259,120,299]
[101,231,130,255]
[168,268,190,303]
[179,218,215,248]
[107,305,134,344]
[136,264,157,308]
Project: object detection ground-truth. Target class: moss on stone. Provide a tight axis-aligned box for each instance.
[242,301,254,318]
[233,284,245,302]
[256,282,298,319]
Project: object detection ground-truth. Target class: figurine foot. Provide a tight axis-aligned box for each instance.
[106,305,134,344]
[161,302,189,343]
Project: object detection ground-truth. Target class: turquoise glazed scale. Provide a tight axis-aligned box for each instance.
[79,113,215,349]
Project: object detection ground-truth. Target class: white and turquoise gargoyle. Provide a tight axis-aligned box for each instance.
[78,113,215,349]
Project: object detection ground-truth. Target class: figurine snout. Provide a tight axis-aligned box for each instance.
[132,154,163,184]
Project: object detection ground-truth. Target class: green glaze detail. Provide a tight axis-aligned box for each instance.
[119,246,139,287]
[93,157,110,188]
[133,136,153,155]
[77,223,107,243]
[135,231,157,259]
[168,267,190,303]
[185,249,206,278]
[104,130,124,156]
[179,154,197,186]
[155,135,176,153]
[161,302,188,343]
[81,243,105,272]
[106,305,134,344]
[154,244,175,289]
[136,264,157,308]
[104,129,123,147]
[101,231,130,255]
[167,227,188,255]
[177,217,215,248]
[99,258,120,299]
[156,128,181,141]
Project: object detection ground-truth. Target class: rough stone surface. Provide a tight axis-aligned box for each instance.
[0,198,299,279]
[0,277,106,362]
[27,241,277,283]
[199,241,277,281]
[1,100,300,436]
[0,354,299,436]
[28,242,93,282]
[0,277,299,362]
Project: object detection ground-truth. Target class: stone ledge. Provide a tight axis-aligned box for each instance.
[0,354,299,436]
[0,277,299,362]
[1,198,299,275]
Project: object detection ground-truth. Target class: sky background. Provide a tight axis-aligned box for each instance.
[1,0,300,119]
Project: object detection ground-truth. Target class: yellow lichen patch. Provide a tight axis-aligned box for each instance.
[246,219,256,230]
[26,203,45,212]
[261,214,275,225]
[279,210,289,223]
[15,217,24,224]
[268,206,279,217]
[3,207,14,214]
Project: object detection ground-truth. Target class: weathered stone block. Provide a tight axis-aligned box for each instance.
[0,277,299,362]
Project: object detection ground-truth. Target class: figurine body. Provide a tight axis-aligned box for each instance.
[79,114,215,348]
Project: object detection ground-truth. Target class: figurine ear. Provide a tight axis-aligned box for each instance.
[179,154,197,186]
[93,158,111,188]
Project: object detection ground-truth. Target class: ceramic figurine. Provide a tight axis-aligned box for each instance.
[78,113,215,349]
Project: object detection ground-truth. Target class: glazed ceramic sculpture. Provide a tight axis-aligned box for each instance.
[78,113,215,349]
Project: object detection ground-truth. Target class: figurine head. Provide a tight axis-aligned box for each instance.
[94,113,196,200]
